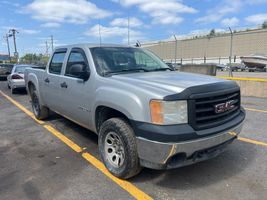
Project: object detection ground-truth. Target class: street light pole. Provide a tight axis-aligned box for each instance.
[173,35,177,64]
[229,27,233,77]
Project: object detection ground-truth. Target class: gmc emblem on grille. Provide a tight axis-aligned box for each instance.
[214,100,235,114]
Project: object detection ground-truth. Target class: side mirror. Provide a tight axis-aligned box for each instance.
[69,63,90,81]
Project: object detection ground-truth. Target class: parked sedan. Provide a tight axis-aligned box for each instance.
[0,63,14,79]
[7,64,37,94]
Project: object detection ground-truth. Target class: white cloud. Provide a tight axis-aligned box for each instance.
[41,22,61,28]
[1,0,20,7]
[196,0,242,24]
[112,0,197,25]
[22,29,40,34]
[25,0,111,24]
[245,13,267,24]
[245,0,267,5]
[1,26,39,35]
[110,17,143,27]
[85,24,145,43]
[221,17,239,27]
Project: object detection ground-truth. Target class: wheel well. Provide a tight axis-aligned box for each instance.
[95,106,129,133]
[28,82,35,97]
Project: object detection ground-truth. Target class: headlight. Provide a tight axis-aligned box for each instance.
[150,100,188,125]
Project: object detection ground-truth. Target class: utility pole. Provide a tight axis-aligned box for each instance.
[45,41,48,56]
[4,34,12,62]
[51,35,54,51]
[127,13,130,45]
[98,21,102,46]
[229,27,233,77]
[9,29,19,63]
[173,35,177,64]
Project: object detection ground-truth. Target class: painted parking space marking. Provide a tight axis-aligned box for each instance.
[238,136,267,148]
[0,90,153,200]
[0,90,44,124]
[43,124,83,153]
[244,107,267,113]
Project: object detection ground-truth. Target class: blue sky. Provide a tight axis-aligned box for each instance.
[1,0,267,56]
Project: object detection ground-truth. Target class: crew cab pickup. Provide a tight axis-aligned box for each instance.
[25,44,245,179]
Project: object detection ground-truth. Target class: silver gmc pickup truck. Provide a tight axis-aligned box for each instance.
[25,44,245,179]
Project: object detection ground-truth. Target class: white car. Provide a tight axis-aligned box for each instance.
[7,64,37,94]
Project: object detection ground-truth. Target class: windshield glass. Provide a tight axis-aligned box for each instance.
[90,47,171,76]
[14,66,27,74]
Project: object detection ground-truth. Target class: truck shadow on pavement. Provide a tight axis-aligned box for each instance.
[132,141,256,189]
[43,113,256,190]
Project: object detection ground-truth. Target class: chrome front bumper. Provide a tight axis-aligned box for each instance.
[136,121,243,169]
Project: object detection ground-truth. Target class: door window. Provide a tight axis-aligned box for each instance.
[65,49,89,78]
[49,52,66,74]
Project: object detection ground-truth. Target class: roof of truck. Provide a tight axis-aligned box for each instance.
[55,43,134,50]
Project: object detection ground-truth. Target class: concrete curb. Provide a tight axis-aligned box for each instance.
[218,76,267,98]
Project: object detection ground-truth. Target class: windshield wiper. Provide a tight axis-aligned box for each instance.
[149,67,173,72]
[102,68,149,76]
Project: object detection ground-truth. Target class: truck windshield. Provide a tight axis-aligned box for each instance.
[90,47,172,76]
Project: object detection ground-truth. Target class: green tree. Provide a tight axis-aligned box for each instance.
[262,21,267,29]
[209,29,216,37]
[20,53,49,67]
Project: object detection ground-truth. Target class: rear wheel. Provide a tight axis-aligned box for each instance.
[99,118,141,179]
[11,87,15,94]
[31,90,49,120]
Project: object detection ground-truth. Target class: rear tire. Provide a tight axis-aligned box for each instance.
[11,88,15,94]
[31,90,49,120]
[99,118,141,179]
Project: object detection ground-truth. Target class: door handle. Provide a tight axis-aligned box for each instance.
[60,82,68,88]
[44,77,50,83]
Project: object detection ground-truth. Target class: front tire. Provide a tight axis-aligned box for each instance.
[99,118,141,179]
[31,90,49,120]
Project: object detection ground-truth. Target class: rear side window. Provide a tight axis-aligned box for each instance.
[49,52,66,74]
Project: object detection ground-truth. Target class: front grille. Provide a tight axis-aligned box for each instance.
[189,90,240,130]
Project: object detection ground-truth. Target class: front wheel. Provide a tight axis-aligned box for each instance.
[99,118,141,179]
[31,90,49,120]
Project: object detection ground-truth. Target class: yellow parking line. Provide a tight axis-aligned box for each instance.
[218,76,267,82]
[0,90,153,200]
[245,107,267,113]
[229,131,267,147]
[82,153,153,200]
[0,90,44,124]
[238,136,267,147]
[43,124,83,153]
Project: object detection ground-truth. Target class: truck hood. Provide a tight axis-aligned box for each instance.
[110,71,229,95]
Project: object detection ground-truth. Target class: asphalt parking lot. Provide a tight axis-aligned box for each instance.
[0,80,267,200]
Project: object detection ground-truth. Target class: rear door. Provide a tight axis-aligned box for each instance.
[42,49,67,112]
[59,47,94,128]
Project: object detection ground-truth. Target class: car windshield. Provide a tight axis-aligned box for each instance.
[90,47,171,76]
[14,66,27,74]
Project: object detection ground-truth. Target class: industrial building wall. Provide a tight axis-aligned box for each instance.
[142,29,267,64]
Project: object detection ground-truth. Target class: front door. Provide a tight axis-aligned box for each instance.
[59,47,94,129]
